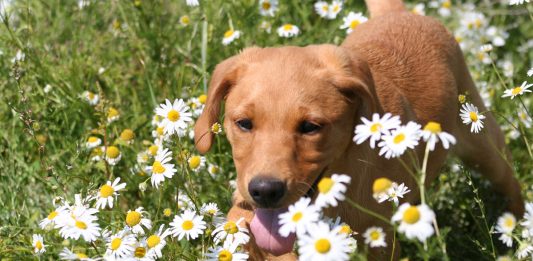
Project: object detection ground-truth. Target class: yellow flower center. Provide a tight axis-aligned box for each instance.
[512,87,523,96]
[423,121,442,134]
[370,123,382,133]
[211,123,221,133]
[318,177,334,194]
[332,4,340,12]
[156,126,164,136]
[147,235,161,248]
[152,161,166,174]
[209,166,220,175]
[75,220,87,230]
[283,24,293,31]
[370,230,381,240]
[372,177,392,194]
[126,211,141,227]
[458,94,466,103]
[134,247,146,257]
[111,238,122,250]
[163,208,172,217]
[322,5,328,11]
[339,225,352,235]
[35,240,43,250]
[120,129,135,141]
[47,211,58,220]
[180,15,190,25]
[224,221,239,234]
[198,94,207,104]
[88,136,99,143]
[469,111,478,122]
[442,0,451,8]
[476,52,486,61]
[314,238,331,254]
[77,253,88,259]
[108,107,119,118]
[182,220,194,231]
[350,20,360,29]
[504,217,515,228]
[208,209,217,215]
[149,145,159,156]
[189,156,201,169]
[87,92,95,99]
[224,30,234,38]
[292,212,303,222]
[393,133,405,144]
[167,109,180,122]
[100,184,114,198]
[474,19,482,28]
[402,206,421,224]
[262,1,271,10]
[106,146,120,159]
[218,249,233,261]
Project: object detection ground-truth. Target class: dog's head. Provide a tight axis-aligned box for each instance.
[195,45,376,209]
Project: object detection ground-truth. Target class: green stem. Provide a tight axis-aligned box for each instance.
[346,198,392,225]
[419,142,431,205]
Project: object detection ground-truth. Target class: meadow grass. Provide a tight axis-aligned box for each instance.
[0,0,532,260]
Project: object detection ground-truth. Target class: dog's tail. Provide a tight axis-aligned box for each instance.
[365,0,406,18]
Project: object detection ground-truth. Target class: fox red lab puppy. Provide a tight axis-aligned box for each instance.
[194,0,524,259]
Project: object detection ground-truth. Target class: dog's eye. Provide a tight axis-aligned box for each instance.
[299,121,321,134]
[236,119,253,131]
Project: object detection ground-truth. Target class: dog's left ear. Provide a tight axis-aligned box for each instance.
[315,45,380,118]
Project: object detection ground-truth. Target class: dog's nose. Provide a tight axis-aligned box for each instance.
[248,177,286,208]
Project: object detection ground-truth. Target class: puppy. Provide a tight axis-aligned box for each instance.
[194,0,524,259]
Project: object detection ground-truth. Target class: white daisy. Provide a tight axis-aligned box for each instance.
[170,209,207,240]
[107,107,120,123]
[95,177,127,209]
[258,0,278,17]
[372,178,410,205]
[480,44,493,53]
[314,174,351,209]
[459,103,486,133]
[411,3,426,15]
[391,203,435,242]
[104,146,122,165]
[40,206,66,229]
[32,234,46,254]
[146,225,171,259]
[298,221,352,261]
[212,217,250,245]
[259,21,272,33]
[527,67,533,77]
[59,248,95,260]
[378,121,421,159]
[421,121,456,151]
[340,12,368,34]
[222,29,241,45]
[205,239,249,261]
[207,164,221,177]
[521,202,533,237]
[211,122,222,134]
[496,212,516,247]
[437,0,452,17]
[200,202,220,216]
[176,192,195,210]
[278,197,320,237]
[56,213,101,242]
[179,15,190,26]
[85,136,101,149]
[130,239,153,261]
[353,113,401,149]
[386,183,410,206]
[189,94,207,117]
[277,24,300,38]
[119,129,135,144]
[146,148,177,189]
[314,1,330,18]
[363,227,387,248]
[188,155,206,172]
[502,81,533,99]
[90,147,103,162]
[82,91,99,105]
[185,0,199,6]
[105,229,136,259]
[328,1,343,19]
[126,207,152,235]
[155,99,193,136]
[516,242,533,259]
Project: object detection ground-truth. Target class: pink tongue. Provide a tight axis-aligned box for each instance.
[250,208,296,256]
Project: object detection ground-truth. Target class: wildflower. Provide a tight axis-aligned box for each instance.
[188,155,206,172]
[475,49,492,64]
[298,221,352,261]
[185,0,199,6]
[496,212,516,247]
[516,242,533,259]
[170,209,207,240]
[509,0,530,5]
[391,203,435,242]
[363,227,387,248]
[163,208,172,217]
[278,197,320,237]
[126,207,152,235]
[119,129,135,144]
[480,44,493,53]
[486,26,509,47]
[436,0,452,17]
[459,103,486,133]
[32,234,46,254]
[222,29,241,45]
[176,193,194,209]
[40,206,66,229]
[259,21,272,33]
[314,174,351,209]
[155,99,193,136]
[328,1,342,19]
[528,67,533,77]
[11,50,25,63]
[314,1,330,18]
[421,121,456,151]
[82,91,99,105]
[107,107,120,123]
[277,24,300,38]
[90,147,104,161]
[411,3,425,15]
[146,225,171,259]
[131,239,151,260]
[207,164,221,177]
[59,248,94,260]
[372,178,410,205]
[189,94,207,116]
[378,122,421,159]
[56,213,101,242]
[521,202,533,237]
[353,113,401,149]
[205,239,249,261]
[200,202,220,216]
[258,0,278,17]
[44,84,53,93]
[95,177,127,209]
[502,81,533,99]
[104,146,122,165]
[179,15,190,26]
[211,122,222,134]
[213,217,250,245]
[146,148,177,188]
[105,229,136,259]
[340,12,368,34]
[85,136,101,149]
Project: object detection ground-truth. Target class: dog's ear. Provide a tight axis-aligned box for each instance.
[194,55,241,154]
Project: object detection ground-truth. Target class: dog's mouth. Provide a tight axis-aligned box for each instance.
[249,168,327,256]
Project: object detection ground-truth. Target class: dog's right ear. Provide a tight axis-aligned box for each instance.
[194,56,241,154]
